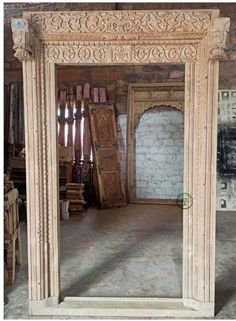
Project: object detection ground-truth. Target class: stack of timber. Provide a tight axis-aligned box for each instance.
[4,174,14,193]
[65,183,86,213]
[4,175,22,285]
[8,158,26,200]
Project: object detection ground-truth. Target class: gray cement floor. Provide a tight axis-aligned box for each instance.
[4,205,236,319]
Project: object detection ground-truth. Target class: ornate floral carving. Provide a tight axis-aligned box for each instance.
[45,44,198,64]
[209,17,230,60]
[27,11,213,38]
[11,18,34,61]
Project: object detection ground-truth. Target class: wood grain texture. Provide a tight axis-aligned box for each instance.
[89,103,126,208]
[11,9,229,317]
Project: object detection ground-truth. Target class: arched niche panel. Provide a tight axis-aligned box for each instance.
[127,83,185,204]
[134,103,184,128]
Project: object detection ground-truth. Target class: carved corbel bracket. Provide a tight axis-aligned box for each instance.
[11,18,34,61]
[209,17,230,61]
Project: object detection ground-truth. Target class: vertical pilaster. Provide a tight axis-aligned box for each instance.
[22,58,49,300]
[205,59,219,302]
[45,60,60,298]
[22,53,60,303]
[183,61,195,300]
[184,40,220,306]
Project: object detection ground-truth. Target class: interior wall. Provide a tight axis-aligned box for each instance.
[4,2,236,210]
[56,65,185,196]
[134,107,184,200]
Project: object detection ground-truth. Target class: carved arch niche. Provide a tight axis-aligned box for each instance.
[11,10,230,318]
[127,82,185,204]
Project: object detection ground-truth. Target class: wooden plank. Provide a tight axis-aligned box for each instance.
[99,88,107,103]
[18,84,25,145]
[66,88,74,147]
[89,103,126,208]
[28,297,214,317]
[91,87,99,103]
[58,89,67,146]
[4,85,10,145]
[83,83,92,161]
[74,85,82,161]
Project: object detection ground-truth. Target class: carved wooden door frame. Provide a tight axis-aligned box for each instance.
[127,82,185,205]
[11,10,230,317]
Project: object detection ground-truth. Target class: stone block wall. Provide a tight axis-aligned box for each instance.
[134,108,184,199]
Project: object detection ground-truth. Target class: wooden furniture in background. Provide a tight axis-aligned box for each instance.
[66,88,74,148]
[89,103,126,208]
[8,157,26,201]
[57,85,108,205]
[83,83,92,163]
[65,183,86,213]
[59,146,73,185]
[58,90,67,147]
[4,176,22,285]
[74,85,83,162]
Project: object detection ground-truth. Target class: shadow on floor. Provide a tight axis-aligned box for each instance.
[215,268,236,315]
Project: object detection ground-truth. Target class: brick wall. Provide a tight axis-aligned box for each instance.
[135,108,184,199]
[117,107,184,200]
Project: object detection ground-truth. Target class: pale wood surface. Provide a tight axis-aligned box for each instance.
[11,9,230,317]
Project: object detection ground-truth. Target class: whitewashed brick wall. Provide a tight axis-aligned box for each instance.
[117,108,184,199]
[217,90,236,211]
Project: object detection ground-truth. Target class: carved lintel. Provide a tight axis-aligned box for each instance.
[209,17,230,61]
[11,18,34,61]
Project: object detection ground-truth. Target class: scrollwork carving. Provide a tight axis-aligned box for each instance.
[28,11,213,38]
[209,17,230,60]
[134,101,184,125]
[11,18,34,61]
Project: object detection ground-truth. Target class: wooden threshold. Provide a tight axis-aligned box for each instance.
[29,297,214,317]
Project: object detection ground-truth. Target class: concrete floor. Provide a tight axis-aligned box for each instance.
[4,205,236,319]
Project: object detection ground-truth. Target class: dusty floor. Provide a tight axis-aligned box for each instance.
[4,205,236,319]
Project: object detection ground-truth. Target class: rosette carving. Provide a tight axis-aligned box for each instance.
[46,44,198,64]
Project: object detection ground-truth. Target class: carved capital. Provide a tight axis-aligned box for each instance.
[209,17,230,60]
[11,18,34,61]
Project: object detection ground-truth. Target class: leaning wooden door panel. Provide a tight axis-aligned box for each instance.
[89,104,126,208]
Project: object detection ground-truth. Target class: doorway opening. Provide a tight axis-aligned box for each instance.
[56,64,184,299]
